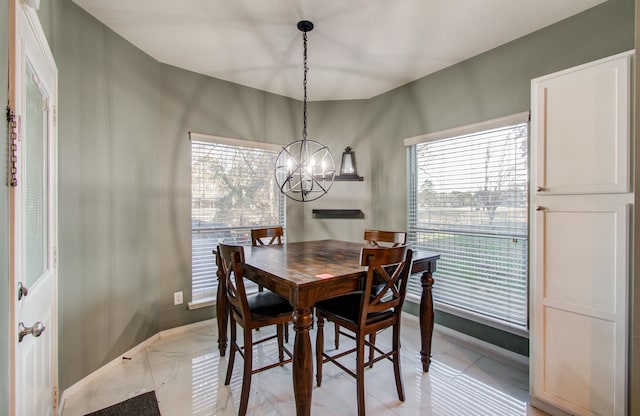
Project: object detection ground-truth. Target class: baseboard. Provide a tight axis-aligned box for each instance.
[58,319,215,412]
[530,396,574,416]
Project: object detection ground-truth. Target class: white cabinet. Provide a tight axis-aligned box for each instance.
[530,51,633,416]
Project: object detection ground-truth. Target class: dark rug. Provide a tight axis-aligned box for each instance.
[84,391,161,416]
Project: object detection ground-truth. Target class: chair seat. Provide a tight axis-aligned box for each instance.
[316,292,392,325]
[246,291,292,318]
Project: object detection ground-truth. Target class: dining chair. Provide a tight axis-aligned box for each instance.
[218,243,293,416]
[364,229,406,247]
[334,229,407,349]
[250,226,289,341]
[250,226,283,294]
[315,246,413,416]
[250,226,284,246]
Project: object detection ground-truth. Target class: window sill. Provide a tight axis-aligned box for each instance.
[188,296,216,310]
[189,285,264,311]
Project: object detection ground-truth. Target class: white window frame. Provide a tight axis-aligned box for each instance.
[404,112,530,336]
[189,132,285,309]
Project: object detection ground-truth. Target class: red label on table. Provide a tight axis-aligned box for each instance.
[315,273,334,279]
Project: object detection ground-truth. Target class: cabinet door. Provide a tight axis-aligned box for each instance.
[531,52,631,195]
[530,51,633,416]
[530,195,630,416]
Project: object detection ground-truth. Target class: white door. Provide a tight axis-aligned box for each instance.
[9,1,59,415]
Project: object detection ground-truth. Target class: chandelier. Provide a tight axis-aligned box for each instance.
[275,20,335,202]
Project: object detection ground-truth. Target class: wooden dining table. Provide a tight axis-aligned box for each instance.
[215,239,440,416]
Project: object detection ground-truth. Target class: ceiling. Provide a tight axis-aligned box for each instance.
[71,0,606,102]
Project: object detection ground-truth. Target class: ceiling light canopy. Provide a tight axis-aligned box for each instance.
[274,21,335,202]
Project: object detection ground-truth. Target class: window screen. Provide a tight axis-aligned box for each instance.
[191,134,285,301]
[406,116,528,329]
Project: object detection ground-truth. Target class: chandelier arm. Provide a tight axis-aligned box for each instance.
[307,146,335,165]
[310,176,331,193]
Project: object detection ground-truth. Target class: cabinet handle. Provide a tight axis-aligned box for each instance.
[535,206,545,211]
[536,186,546,192]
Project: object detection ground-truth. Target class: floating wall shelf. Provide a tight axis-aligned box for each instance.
[312,209,365,219]
[334,175,364,181]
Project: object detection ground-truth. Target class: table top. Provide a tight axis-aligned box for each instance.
[243,239,439,290]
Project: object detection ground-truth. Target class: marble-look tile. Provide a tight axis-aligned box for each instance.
[60,352,154,416]
[61,318,549,416]
[146,325,218,366]
[152,350,232,415]
[460,356,530,401]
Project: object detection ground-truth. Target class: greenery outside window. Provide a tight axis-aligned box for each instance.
[405,113,529,334]
[190,133,285,303]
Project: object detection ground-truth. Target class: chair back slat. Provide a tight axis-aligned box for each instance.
[251,226,284,246]
[364,229,406,247]
[359,246,413,323]
[218,243,251,321]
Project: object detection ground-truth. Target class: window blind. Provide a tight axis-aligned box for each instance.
[191,133,285,301]
[406,117,528,330]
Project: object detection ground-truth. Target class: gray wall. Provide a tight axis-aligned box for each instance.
[364,0,634,234]
[41,0,300,391]
[362,0,635,351]
[1,0,10,413]
[290,99,374,242]
[2,0,635,408]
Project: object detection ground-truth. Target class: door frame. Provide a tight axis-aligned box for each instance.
[8,0,59,414]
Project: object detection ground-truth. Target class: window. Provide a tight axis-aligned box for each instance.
[190,133,285,302]
[405,113,529,333]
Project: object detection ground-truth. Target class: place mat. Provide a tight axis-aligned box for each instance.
[84,391,160,416]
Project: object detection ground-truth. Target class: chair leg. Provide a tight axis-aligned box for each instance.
[315,316,325,387]
[334,323,340,349]
[356,332,366,416]
[277,323,285,363]
[284,323,289,343]
[368,332,377,368]
[392,323,405,401]
[239,325,254,416]
[225,316,237,385]
[255,286,263,333]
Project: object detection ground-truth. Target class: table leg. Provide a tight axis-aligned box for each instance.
[292,307,313,416]
[419,269,435,372]
[214,250,228,356]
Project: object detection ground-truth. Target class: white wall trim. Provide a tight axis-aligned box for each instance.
[403,111,530,146]
[188,295,215,310]
[189,131,282,152]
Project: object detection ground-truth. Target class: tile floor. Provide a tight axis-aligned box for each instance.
[60,316,548,415]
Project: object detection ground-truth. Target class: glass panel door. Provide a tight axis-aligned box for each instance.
[24,62,49,287]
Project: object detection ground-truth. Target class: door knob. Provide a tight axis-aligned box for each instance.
[18,282,28,300]
[18,321,45,343]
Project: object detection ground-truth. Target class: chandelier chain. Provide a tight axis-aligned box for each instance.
[274,20,335,202]
[302,31,308,140]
